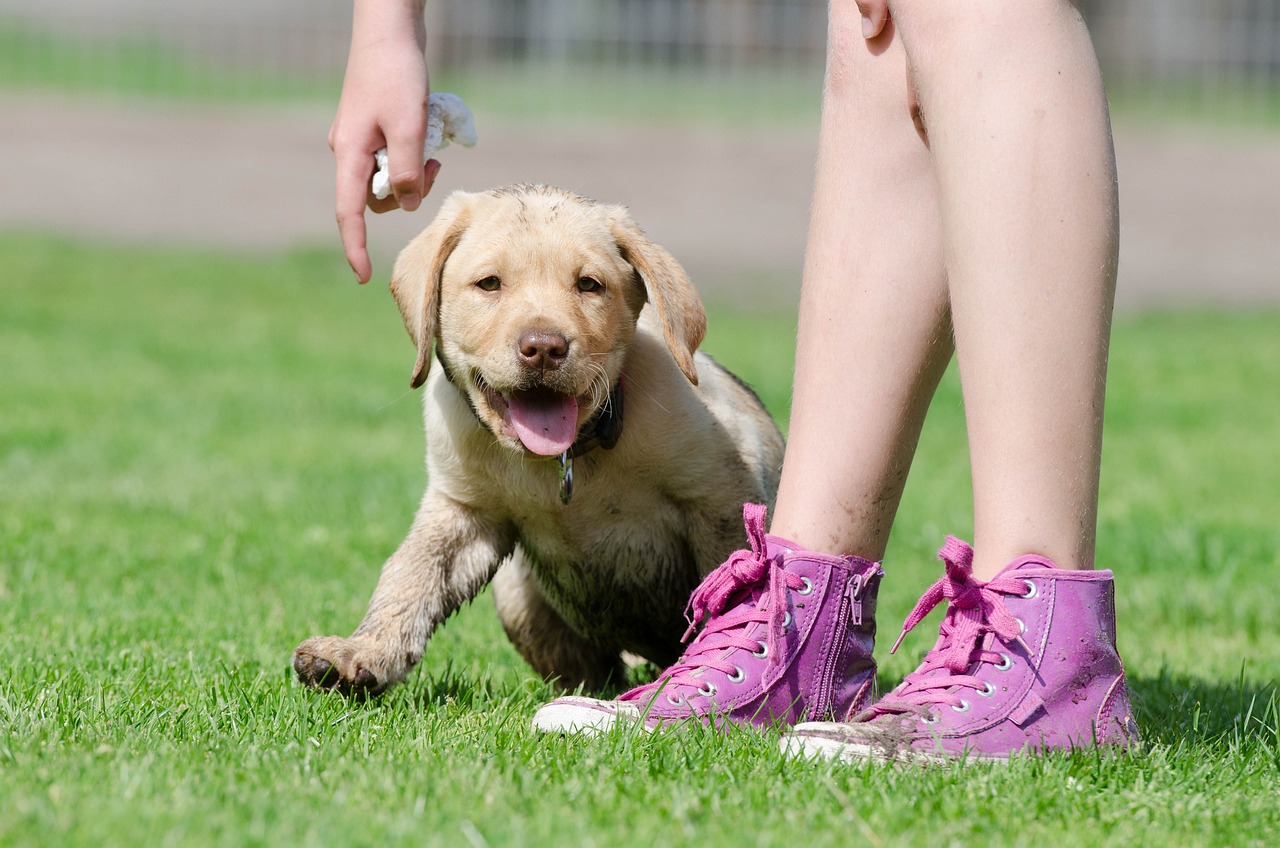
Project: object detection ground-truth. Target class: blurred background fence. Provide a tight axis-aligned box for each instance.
[2,0,1279,125]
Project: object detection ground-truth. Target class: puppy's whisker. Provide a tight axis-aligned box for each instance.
[588,365,612,415]
[620,373,670,414]
[484,439,507,467]
[376,388,418,411]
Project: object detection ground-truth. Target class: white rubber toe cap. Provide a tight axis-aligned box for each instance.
[530,696,645,735]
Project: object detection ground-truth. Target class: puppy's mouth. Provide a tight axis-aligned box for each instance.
[481,383,581,456]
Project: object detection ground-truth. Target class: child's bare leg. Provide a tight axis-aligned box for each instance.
[769,7,951,560]
[779,4,1135,764]
[890,0,1119,579]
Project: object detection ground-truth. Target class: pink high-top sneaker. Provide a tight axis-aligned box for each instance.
[783,537,1139,763]
[531,504,883,734]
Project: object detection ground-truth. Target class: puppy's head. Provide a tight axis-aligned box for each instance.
[390,184,706,456]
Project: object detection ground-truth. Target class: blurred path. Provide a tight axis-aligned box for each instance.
[2,93,1277,309]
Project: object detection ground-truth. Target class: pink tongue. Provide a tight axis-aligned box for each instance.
[506,392,579,456]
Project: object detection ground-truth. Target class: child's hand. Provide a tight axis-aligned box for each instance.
[329,0,437,283]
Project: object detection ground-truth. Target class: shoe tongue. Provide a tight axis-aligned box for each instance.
[506,389,579,456]
[763,533,802,560]
[996,553,1060,577]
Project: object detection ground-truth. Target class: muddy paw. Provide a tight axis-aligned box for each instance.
[293,635,387,697]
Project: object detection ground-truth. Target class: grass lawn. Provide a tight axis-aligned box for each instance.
[0,19,821,130]
[6,18,1280,131]
[1,234,1278,847]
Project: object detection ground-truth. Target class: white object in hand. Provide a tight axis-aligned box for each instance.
[371,92,478,200]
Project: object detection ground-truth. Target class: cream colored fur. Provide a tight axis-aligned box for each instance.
[293,185,783,695]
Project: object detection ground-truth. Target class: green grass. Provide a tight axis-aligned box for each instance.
[1,234,1278,847]
[7,17,1279,130]
[0,17,820,129]
[434,64,823,129]
[0,19,340,103]
[1107,81,1280,132]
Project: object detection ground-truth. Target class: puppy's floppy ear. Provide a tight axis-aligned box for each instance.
[389,191,474,389]
[609,209,707,385]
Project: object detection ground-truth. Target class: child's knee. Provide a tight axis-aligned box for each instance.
[823,4,909,110]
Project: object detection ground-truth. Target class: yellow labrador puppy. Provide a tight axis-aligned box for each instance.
[293,184,783,695]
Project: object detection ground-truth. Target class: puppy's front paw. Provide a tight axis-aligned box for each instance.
[293,636,390,697]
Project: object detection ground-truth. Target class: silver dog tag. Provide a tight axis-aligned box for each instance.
[558,451,574,505]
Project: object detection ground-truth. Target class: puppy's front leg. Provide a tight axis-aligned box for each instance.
[293,491,513,696]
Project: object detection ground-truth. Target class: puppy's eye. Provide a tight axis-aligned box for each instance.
[475,276,501,292]
[576,276,603,293]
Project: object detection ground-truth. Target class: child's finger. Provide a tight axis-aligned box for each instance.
[335,148,374,283]
[385,118,428,213]
[856,0,890,39]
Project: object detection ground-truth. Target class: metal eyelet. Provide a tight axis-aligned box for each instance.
[782,611,792,627]
[1016,617,1026,634]
[922,714,939,725]
[697,683,717,698]
[751,640,769,659]
[1021,580,1038,599]
[666,693,685,706]
[978,682,996,697]
[795,577,814,596]
[952,700,971,713]
[727,666,746,684]
[995,653,1013,671]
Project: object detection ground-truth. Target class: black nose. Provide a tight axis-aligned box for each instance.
[517,330,569,371]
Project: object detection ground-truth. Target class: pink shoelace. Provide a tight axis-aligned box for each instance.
[620,504,805,704]
[869,537,1030,718]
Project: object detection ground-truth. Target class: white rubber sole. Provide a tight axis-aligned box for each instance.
[781,731,892,764]
[781,723,1010,766]
[530,697,648,736]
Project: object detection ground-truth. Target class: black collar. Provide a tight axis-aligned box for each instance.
[565,375,624,459]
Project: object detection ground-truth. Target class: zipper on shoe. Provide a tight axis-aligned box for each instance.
[848,572,864,626]
[812,572,865,719]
